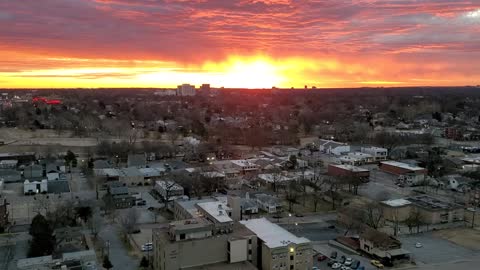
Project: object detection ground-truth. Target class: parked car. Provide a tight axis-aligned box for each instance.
[327,260,335,267]
[137,200,146,206]
[357,266,365,270]
[330,251,337,259]
[351,260,360,269]
[141,243,153,251]
[295,213,304,217]
[371,260,384,269]
[339,255,346,264]
[332,263,342,269]
[345,258,353,266]
[317,254,328,261]
[415,242,423,248]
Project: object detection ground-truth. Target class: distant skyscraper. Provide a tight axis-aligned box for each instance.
[200,84,211,92]
[176,84,196,96]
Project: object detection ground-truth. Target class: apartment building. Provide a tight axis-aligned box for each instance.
[240,218,313,270]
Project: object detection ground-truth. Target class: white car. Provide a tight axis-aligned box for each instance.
[141,242,153,251]
[415,242,423,248]
[332,263,342,269]
[344,258,353,266]
[341,266,351,270]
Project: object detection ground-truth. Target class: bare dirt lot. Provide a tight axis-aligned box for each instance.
[433,228,480,250]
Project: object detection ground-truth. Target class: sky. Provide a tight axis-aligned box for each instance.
[0,0,479,89]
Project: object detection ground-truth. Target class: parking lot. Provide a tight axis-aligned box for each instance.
[399,232,478,265]
[313,243,372,270]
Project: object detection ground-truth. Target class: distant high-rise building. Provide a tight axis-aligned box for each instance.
[200,84,211,92]
[176,84,196,96]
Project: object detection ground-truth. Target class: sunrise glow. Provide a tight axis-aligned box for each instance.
[0,0,479,88]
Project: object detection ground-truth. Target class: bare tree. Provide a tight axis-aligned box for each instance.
[285,181,300,212]
[119,208,140,235]
[89,209,104,239]
[404,209,424,234]
[363,202,384,229]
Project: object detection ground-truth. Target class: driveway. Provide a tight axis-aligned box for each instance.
[99,224,139,270]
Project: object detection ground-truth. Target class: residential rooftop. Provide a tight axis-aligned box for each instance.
[240,218,310,249]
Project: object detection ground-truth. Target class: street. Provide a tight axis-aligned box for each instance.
[99,224,139,270]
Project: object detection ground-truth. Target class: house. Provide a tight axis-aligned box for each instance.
[118,167,145,185]
[359,227,409,261]
[0,160,18,169]
[231,160,259,174]
[127,153,146,168]
[0,169,22,183]
[255,194,282,214]
[24,179,48,195]
[318,139,350,156]
[155,181,185,201]
[361,147,388,161]
[379,161,427,185]
[328,164,370,180]
[103,182,135,209]
[93,160,112,175]
[23,164,43,179]
[54,227,86,253]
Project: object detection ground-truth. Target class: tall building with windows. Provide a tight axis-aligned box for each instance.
[240,218,313,270]
[176,84,196,96]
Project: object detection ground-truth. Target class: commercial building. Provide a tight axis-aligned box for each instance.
[381,195,464,225]
[240,218,313,270]
[16,250,96,270]
[379,161,427,184]
[176,84,196,96]
[173,198,218,220]
[255,194,283,214]
[318,140,350,156]
[23,164,43,179]
[339,152,374,166]
[153,219,257,270]
[103,182,136,209]
[407,195,464,224]
[361,147,388,161]
[359,227,409,261]
[327,164,370,180]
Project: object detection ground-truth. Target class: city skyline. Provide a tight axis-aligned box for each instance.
[0,0,479,88]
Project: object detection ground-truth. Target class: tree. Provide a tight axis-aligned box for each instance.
[64,150,77,168]
[285,181,300,212]
[119,208,139,235]
[363,202,384,229]
[28,214,55,257]
[89,210,104,239]
[103,255,113,270]
[404,209,424,233]
[140,256,149,269]
[75,206,93,223]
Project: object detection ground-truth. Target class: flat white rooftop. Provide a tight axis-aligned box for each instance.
[330,164,369,172]
[197,201,233,223]
[240,218,310,249]
[381,161,425,171]
[382,198,412,207]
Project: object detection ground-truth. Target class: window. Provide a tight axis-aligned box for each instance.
[248,249,252,255]
[290,265,294,270]
[180,233,185,240]
[290,255,294,260]
[248,238,252,244]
